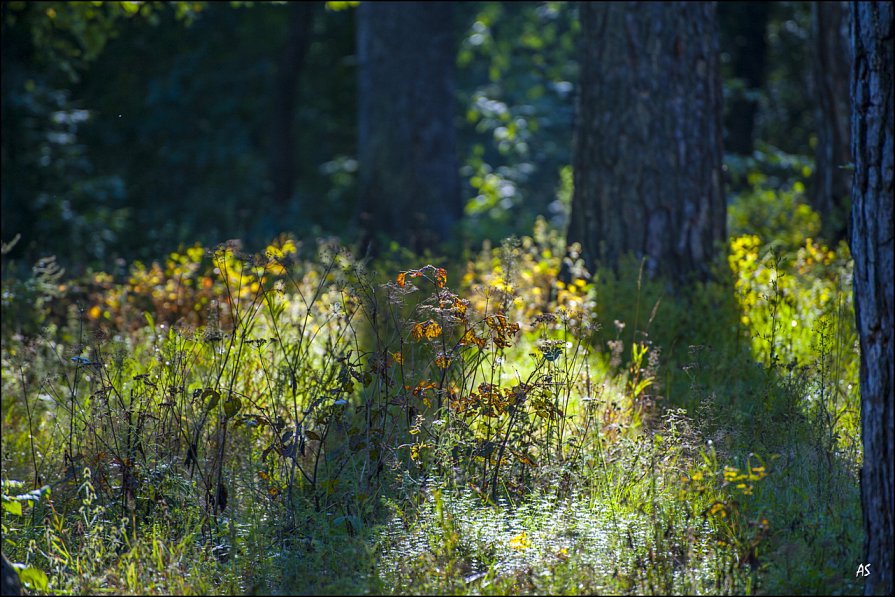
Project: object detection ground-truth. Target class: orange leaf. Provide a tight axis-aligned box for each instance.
[435,268,447,288]
[411,322,425,341]
[460,328,486,348]
[396,272,406,288]
[424,321,442,340]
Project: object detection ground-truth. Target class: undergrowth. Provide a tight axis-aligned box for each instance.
[1,214,862,595]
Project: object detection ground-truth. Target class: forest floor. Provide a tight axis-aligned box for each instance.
[1,219,863,595]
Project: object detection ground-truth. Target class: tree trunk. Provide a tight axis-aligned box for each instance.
[269,2,314,211]
[719,1,770,155]
[812,1,851,243]
[568,1,725,282]
[356,1,461,253]
[1,554,21,596]
[851,3,894,595]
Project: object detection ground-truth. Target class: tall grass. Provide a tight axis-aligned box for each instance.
[1,214,862,595]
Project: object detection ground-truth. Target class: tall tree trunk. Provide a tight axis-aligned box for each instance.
[568,2,725,282]
[356,1,461,253]
[719,1,770,155]
[812,1,851,243]
[851,3,894,595]
[1,554,21,596]
[269,2,314,211]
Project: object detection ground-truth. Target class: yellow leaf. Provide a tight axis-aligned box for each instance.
[266,262,286,275]
[510,448,538,467]
[411,322,425,341]
[413,320,442,341]
[460,328,485,348]
[425,321,442,340]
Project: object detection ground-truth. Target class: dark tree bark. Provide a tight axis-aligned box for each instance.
[851,3,894,595]
[1,554,21,596]
[812,1,852,243]
[356,1,461,253]
[719,1,770,155]
[269,2,314,211]
[568,2,725,282]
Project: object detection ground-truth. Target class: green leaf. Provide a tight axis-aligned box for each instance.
[223,396,242,418]
[333,514,361,533]
[2,499,22,516]
[325,1,359,11]
[632,378,653,398]
[305,430,322,441]
[19,566,49,591]
[203,388,221,410]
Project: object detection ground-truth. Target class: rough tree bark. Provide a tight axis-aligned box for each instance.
[356,1,461,253]
[851,2,894,595]
[812,0,852,243]
[568,2,725,282]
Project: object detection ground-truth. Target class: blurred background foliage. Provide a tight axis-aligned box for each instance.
[2,1,828,272]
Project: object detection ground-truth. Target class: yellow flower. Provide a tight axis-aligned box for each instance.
[509,531,531,550]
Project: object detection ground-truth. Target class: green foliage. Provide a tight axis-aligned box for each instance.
[729,180,820,252]
[2,1,357,267]
[324,1,359,10]
[2,212,863,594]
[4,2,204,82]
[457,2,579,241]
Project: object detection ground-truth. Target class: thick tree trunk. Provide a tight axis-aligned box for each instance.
[568,2,725,282]
[1,554,21,596]
[812,1,851,243]
[851,3,894,595]
[269,2,314,211]
[356,1,461,253]
[719,1,770,155]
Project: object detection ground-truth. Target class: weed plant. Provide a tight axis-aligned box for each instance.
[1,210,863,595]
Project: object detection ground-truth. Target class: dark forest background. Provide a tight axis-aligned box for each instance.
[1,1,846,269]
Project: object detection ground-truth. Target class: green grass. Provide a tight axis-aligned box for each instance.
[1,211,863,595]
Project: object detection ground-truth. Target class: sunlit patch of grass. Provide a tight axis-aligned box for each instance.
[372,405,773,595]
[1,212,863,595]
